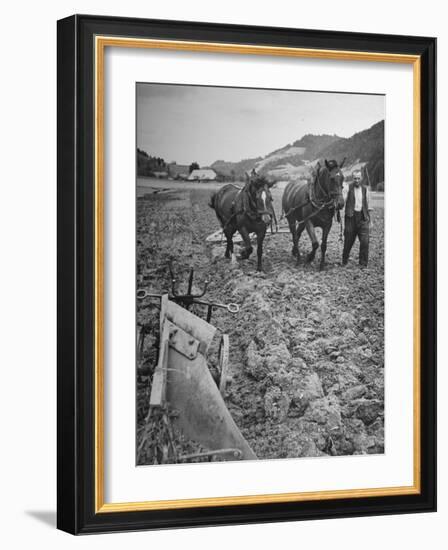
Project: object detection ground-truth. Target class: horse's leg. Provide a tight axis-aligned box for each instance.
[295,222,306,264]
[256,224,267,271]
[305,221,319,263]
[319,222,332,271]
[287,217,298,257]
[239,225,253,259]
[224,226,234,259]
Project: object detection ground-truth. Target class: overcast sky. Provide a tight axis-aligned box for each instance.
[137,83,384,167]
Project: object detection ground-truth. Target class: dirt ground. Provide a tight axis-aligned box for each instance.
[136,182,384,463]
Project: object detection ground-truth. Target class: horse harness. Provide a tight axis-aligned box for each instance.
[282,170,339,224]
[222,183,273,232]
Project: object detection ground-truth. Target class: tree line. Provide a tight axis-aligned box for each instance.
[137,148,202,177]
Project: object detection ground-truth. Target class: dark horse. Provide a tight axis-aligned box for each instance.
[209,173,275,271]
[282,159,345,270]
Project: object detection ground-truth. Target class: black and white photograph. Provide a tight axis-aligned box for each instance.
[136,83,385,465]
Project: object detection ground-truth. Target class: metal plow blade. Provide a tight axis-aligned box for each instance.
[150,296,257,461]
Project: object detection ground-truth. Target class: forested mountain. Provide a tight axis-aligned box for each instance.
[137,148,167,176]
[210,120,384,189]
[210,157,262,180]
[316,120,384,188]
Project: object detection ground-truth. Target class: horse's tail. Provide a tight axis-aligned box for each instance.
[208,191,217,210]
[279,205,285,221]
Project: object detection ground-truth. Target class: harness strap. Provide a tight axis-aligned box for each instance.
[294,202,328,226]
[281,173,335,223]
[220,185,273,233]
[282,196,311,219]
[282,192,332,222]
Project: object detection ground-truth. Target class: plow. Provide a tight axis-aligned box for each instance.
[137,264,257,464]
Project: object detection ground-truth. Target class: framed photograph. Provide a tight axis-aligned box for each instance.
[57,14,436,534]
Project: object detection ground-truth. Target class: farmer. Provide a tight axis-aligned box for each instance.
[342,169,373,267]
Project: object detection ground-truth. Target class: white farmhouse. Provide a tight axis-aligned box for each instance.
[187,169,217,182]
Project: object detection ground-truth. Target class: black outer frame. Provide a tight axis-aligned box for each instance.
[57,14,436,535]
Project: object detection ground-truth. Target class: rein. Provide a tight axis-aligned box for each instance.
[282,170,335,221]
[220,183,273,232]
[245,185,273,219]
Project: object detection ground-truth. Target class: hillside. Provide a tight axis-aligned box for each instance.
[292,134,341,160]
[137,148,167,176]
[211,157,262,179]
[316,120,384,188]
[210,121,384,189]
[253,133,341,177]
[211,134,341,180]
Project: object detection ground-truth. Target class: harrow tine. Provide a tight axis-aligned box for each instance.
[138,263,239,323]
[187,268,194,294]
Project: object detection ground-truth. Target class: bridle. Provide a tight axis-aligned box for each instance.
[221,179,275,234]
[311,167,343,210]
[245,181,274,221]
[281,165,344,223]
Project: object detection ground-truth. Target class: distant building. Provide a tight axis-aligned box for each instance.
[188,169,217,182]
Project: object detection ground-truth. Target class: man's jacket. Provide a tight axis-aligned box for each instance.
[345,183,370,221]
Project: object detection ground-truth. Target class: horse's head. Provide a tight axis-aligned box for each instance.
[323,158,345,210]
[248,174,275,225]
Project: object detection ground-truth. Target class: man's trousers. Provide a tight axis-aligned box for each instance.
[343,211,370,266]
